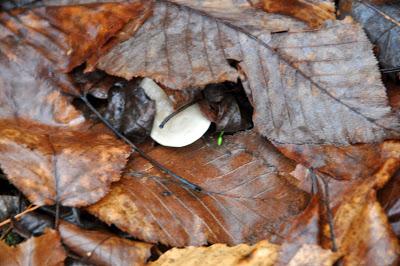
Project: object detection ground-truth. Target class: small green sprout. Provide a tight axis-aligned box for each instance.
[217,131,224,146]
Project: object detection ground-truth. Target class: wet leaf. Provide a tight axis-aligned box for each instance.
[0,196,20,222]
[340,0,400,71]
[102,80,156,143]
[0,3,144,207]
[0,229,66,266]
[95,0,399,145]
[59,221,152,266]
[88,131,310,246]
[322,155,400,265]
[379,170,400,238]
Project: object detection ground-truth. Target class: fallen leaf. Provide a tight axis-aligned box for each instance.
[0,196,20,222]
[88,131,310,246]
[150,240,338,266]
[1,0,152,73]
[0,229,66,266]
[59,221,152,266]
[340,0,400,71]
[150,240,280,266]
[102,79,156,143]
[378,170,400,238]
[322,154,400,265]
[251,0,335,28]
[0,3,141,207]
[95,0,399,145]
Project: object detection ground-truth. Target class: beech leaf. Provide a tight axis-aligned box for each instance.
[95,0,400,145]
[0,229,66,266]
[59,221,152,266]
[340,0,400,71]
[88,131,310,246]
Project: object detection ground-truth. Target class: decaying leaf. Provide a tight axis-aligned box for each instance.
[251,0,335,28]
[150,240,338,266]
[95,0,399,145]
[379,170,400,238]
[59,221,152,266]
[0,3,146,207]
[340,0,400,71]
[0,229,66,266]
[322,152,400,265]
[150,240,280,266]
[88,131,310,246]
[0,196,20,222]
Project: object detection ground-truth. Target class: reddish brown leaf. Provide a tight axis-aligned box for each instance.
[277,196,322,265]
[379,169,400,238]
[322,155,400,265]
[0,3,139,207]
[88,131,310,246]
[252,0,335,28]
[0,229,66,266]
[59,221,152,266]
[1,0,152,73]
[96,0,399,145]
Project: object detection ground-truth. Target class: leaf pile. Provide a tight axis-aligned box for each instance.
[0,0,399,265]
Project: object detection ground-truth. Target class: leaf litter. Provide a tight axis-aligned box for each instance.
[0,0,399,265]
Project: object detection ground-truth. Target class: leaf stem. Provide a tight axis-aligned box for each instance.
[0,205,40,228]
[81,94,203,192]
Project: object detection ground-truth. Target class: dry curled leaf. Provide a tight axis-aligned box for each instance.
[88,131,310,246]
[96,0,399,145]
[251,0,335,28]
[322,152,400,265]
[59,221,152,266]
[0,229,66,266]
[340,0,400,71]
[150,239,338,266]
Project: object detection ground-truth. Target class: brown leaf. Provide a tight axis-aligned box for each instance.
[150,240,338,266]
[0,229,66,266]
[251,0,335,28]
[0,3,139,207]
[277,196,322,265]
[379,170,400,238]
[339,0,400,71]
[323,155,400,265]
[88,131,310,246]
[0,121,130,207]
[1,0,152,73]
[59,221,152,266]
[95,0,399,145]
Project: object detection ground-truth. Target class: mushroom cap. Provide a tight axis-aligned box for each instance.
[141,78,211,147]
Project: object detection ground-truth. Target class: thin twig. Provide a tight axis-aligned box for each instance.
[159,100,198,128]
[381,66,400,74]
[0,205,40,228]
[80,94,203,192]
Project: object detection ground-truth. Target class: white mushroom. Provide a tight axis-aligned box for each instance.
[140,78,211,147]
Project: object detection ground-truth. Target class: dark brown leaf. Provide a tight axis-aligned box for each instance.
[88,131,310,246]
[340,0,400,71]
[378,170,400,239]
[0,229,66,266]
[0,3,146,207]
[95,0,399,145]
[322,155,400,265]
[59,221,152,266]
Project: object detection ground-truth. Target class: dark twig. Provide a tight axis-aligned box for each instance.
[158,100,199,128]
[312,172,338,252]
[55,201,60,230]
[80,94,203,192]
[381,66,400,74]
